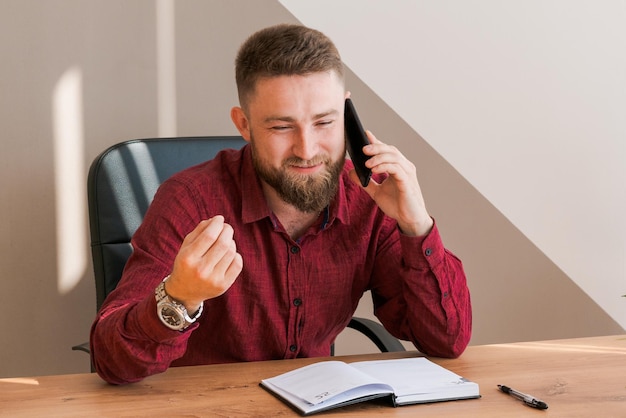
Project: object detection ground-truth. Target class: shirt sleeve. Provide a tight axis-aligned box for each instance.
[89,178,202,385]
[370,219,472,358]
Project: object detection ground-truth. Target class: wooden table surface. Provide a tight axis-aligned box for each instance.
[1,334,624,417]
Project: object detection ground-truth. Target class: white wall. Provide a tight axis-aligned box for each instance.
[281,0,626,330]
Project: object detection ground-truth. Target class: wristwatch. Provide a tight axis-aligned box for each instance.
[155,276,203,331]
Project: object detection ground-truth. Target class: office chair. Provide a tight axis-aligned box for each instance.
[73,136,405,358]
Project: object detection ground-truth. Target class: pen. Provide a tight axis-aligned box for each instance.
[498,384,548,410]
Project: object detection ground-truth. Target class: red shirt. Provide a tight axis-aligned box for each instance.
[90,145,472,384]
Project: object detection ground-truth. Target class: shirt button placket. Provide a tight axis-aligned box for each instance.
[291,296,303,356]
[287,244,302,357]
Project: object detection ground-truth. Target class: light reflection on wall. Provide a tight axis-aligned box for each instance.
[53,67,87,295]
[157,0,177,137]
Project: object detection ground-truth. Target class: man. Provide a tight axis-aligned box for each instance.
[90,24,472,385]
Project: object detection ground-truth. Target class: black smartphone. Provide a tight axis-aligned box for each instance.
[344,98,372,187]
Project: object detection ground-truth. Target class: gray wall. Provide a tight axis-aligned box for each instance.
[0,0,622,378]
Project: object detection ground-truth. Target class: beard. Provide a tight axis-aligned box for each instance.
[250,140,345,214]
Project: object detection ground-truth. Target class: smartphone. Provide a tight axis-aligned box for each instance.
[344,98,372,187]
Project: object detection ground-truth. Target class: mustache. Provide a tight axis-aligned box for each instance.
[283,155,330,168]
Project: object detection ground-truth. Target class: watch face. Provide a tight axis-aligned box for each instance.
[160,304,184,329]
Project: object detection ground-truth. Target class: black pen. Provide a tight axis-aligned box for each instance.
[498,384,548,410]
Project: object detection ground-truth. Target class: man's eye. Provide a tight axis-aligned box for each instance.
[316,120,333,127]
[271,125,291,131]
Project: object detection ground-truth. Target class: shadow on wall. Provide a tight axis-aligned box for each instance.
[341,68,625,346]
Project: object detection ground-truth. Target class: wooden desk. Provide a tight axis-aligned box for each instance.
[1,335,624,417]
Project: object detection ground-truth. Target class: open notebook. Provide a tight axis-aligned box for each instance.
[260,357,480,415]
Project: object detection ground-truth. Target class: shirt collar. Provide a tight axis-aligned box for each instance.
[241,145,272,224]
[330,169,350,226]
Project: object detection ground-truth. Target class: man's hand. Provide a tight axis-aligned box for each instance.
[349,131,434,237]
[165,215,243,312]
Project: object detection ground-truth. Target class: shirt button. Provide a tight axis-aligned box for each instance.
[289,344,297,352]
[425,248,433,256]
[290,246,300,254]
[293,298,302,307]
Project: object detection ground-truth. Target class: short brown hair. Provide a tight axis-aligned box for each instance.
[235,24,344,109]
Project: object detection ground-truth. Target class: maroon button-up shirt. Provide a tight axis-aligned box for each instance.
[90,145,472,384]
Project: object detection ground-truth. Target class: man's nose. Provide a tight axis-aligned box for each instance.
[292,129,319,161]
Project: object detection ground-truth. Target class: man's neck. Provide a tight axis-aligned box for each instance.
[261,181,321,240]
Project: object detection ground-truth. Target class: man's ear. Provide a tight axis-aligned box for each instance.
[230,107,251,142]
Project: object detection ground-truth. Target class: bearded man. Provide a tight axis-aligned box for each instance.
[90,24,472,385]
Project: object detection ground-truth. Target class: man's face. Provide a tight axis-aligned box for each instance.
[236,71,347,213]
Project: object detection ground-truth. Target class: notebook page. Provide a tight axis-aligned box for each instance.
[351,357,470,397]
[262,361,390,405]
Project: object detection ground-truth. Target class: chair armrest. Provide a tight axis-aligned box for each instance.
[72,342,90,354]
[348,317,406,352]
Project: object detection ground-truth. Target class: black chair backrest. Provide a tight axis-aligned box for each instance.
[88,136,246,310]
